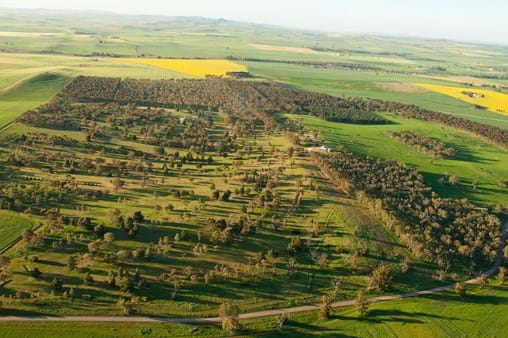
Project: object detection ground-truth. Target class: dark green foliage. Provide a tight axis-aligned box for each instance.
[303,105,387,124]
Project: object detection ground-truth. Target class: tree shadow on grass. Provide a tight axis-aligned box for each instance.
[419,290,506,306]
[336,308,464,324]
[0,308,55,317]
[447,143,496,164]
[271,324,352,338]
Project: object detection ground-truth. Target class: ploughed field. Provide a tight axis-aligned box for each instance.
[0,76,504,319]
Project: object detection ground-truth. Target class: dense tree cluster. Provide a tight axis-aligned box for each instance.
[386,131,456,158]
[205,217,258,244]
[24,76,507,148]
[303,105,387,124]
[62,76,120,101]
[317,151,502,266]
[22,76,381,126]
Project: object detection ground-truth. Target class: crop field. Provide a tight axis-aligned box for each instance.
[293,114,508,207]
[0,53,186,92]
[0,73,69,130]
[246,62,508,130]
[249,44,321,55]
[120,58,248,77]
[0,211,34,253]
[417,83,508,116]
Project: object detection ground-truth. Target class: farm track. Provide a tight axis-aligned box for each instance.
[1,221,506,323]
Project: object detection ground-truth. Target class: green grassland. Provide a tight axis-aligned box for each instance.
[0,210,34,253]
[0,53,186,93]
[0,321,223,338]
[248,283,508,338]
[0,53,189,128]
[292,114,508,207]
[1,283,506,337]
[0,72,69,129]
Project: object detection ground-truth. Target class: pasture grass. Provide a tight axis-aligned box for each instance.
[0,73,69,129]
[244,283,508,338]
[0,210,34,253]
[0,283,506,337]
[292,114,508,207]
[0,108,444,317]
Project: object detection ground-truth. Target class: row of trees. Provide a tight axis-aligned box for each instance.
[302,105,387,124]
[373,100,508,149]
[386,130,456,158]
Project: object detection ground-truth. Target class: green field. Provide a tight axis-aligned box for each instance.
[0,53,186,92]
[0,210,33,253]
[1,283,506,337]
[248,284,508,337]
[294,114,508,207]
[0,73,69,129]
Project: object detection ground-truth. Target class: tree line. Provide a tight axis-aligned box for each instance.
[317,151,502,269]
[386,130,456,158]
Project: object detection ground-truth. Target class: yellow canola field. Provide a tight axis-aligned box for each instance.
[121,58,247,77]
[416,83,508,116]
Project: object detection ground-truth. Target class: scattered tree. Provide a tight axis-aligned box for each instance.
[218,302,241,333]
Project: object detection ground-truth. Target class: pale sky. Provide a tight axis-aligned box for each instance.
[2,0,507,45]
